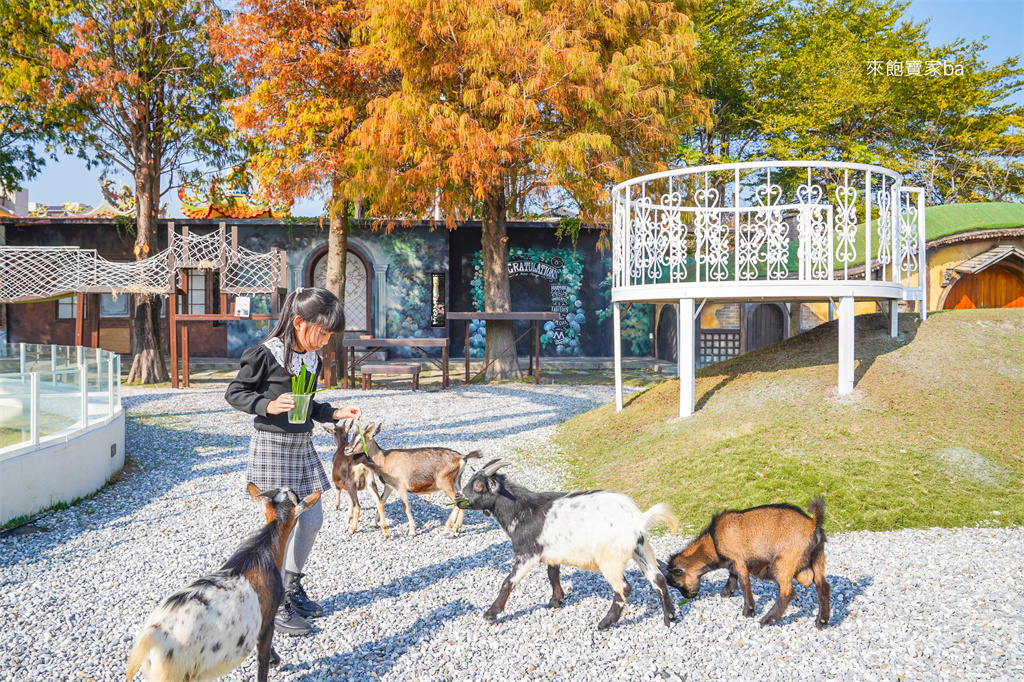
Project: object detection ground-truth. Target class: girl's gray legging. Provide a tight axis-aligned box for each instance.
[284,498,323,575]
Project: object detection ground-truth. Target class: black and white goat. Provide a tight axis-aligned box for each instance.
[455,459,678,630]
[126,484,320,682]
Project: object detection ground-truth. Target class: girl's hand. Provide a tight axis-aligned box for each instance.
[333,405,361,421]
[266,393,295,416]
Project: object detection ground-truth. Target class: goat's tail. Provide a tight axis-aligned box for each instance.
[641,503,678,535]
[808,497,826,530]
[462,450,483,461]
[125,626,154,681]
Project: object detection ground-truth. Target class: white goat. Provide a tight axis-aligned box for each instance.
[126,485,320,682]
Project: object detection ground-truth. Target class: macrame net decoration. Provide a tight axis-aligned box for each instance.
[1,229,280,303]
[223,246,280,294]
[170,228,226,271]
[0,246,172,302]
[0,247,89,302]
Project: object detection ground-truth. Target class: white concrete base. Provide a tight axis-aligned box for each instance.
[1,412,125,525]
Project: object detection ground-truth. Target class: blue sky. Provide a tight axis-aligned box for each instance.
[18,0,1024,218]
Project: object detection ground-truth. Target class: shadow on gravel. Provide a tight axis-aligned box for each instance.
[285,600,473,681]
[0,418,247,565]
[325,548,499,612]
[354,384,610,449]
[694,574,872,628]
[484,567,675,628]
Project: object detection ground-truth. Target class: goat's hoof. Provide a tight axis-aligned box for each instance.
[269,648,281,667]
[547,598,563,609]
[742,607,755,618]
[816,619,829,630]
[759,615,778,627]
[720,587,735,598]
[482,610,499,623]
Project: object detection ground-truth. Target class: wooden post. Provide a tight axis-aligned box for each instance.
[75,292,85,346]
[533,321,540,384]
[182,323,190,388]
[168,232,178,389]
[90,294,101,348]
[464,320,471,385]
[442,343,449,389]
[219,222,228,315]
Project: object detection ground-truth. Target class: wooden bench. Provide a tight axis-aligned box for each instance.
[359,363,420,391]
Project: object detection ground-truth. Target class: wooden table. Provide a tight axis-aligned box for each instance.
[340,337,450,389]
[448,311,561,384]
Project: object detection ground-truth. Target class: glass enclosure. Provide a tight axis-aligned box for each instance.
[0,344,122,457]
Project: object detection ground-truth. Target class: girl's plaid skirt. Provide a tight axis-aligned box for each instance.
[246,429,331,499]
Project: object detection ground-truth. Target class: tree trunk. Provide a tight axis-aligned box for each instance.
[481,180,521,381]
[126,144,169,384]
[325,178,350,376]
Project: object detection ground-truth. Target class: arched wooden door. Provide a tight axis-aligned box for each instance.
[656,305,677,363]
[309,248,372,333]
[943,266,1024,309]
[746,303,785,352]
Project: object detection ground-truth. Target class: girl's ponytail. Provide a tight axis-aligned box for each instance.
[265,287,345,373]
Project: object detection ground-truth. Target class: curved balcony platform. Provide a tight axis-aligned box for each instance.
[609,161,928,418]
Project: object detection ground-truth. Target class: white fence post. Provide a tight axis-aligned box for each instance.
[30,372,40,446]
[108,353,115,416]
[51,346,57,385]
[19,342,26,374]
[80,364,89,427]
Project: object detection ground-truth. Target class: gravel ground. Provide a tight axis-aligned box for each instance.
[2,383,1023,682]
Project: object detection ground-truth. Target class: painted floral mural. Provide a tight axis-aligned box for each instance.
[469,248,585,357]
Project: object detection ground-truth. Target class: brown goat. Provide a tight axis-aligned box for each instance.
[325,421,389,538]
[345,421,482,537]
[665,499,830,628]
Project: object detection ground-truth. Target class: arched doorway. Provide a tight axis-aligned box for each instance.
[656,305,677,363]
[746,303,786,352]
[942,265,1024,309]
[307,247,372,333]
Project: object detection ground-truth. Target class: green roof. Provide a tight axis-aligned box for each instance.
[924,202,1024,241]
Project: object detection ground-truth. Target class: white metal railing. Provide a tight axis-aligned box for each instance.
[611,161,926,294]
[0,343,121,459]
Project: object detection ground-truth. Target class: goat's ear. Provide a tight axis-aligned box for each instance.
[295,491,322,517]
[247,482,263,500]
[370,421,383,438]
[322,423,335,435]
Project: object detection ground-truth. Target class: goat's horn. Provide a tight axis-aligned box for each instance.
[482,459,512,476]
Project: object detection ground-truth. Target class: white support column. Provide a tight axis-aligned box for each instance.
[889,299,899,338]
[613,302,623,412]
[838,296,855,395]
[678,298,695,418]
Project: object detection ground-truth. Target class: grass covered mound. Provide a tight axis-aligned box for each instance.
[556,309,1024,534]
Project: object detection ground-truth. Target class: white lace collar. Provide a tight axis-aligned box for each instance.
[262,337,319,378]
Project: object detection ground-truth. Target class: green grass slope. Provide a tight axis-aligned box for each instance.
[556,309,1024,533]
[925,202,1024,241]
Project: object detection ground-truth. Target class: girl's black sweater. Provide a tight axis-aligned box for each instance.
[224,344,336,433]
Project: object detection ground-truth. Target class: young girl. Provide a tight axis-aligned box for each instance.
[225,286,360,637]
